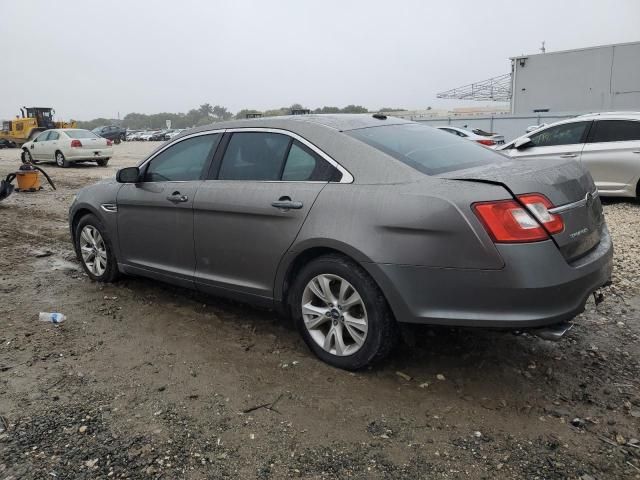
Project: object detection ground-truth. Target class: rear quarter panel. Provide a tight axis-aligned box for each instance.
[289,179,510,270]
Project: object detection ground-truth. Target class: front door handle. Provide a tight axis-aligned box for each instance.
[632,150,640,154]
[271,196,303,210]
[560,153,578,158]
[167,192,188,203]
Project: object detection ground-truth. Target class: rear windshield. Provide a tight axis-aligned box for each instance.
[347,123,504,175]
[66,130,99,139]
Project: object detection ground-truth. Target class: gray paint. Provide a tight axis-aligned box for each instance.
[511,41,640,114]
[69,115,613,329]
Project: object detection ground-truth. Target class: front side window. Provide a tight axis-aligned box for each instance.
[347,123,504,175]
[218,132,290,181]
[35,131,50,142]
[529,121,590,147]
[589,120,640,143]
[145,134,221,182]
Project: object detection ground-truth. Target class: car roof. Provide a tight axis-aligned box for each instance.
[577,111,640,120]
[144,114,425,185]
[177,114,411,139]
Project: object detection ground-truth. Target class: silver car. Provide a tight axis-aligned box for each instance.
[69,115,612,369]
[499,112,640,198]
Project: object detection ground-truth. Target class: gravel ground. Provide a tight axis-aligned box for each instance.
[0,142,639,479]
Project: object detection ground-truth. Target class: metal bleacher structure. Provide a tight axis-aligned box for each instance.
[436,73,512,102]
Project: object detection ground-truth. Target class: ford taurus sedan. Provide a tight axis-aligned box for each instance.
[69,114,613,369]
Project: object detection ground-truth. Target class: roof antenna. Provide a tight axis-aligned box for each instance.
[540,41,546,53]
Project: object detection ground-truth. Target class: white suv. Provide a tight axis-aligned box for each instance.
[498,112,640,198]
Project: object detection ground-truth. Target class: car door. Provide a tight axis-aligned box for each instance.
[116,132,222,287]
[29,131,51,160]
[193,130,341,301]
[44,131,60,160]
[506,121,591,162]
[580,119,640,195]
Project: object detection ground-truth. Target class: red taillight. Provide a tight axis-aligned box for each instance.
[473,194,564,243]
[70,139,82,147]
[476,139,496,146]
[106,139,113,146]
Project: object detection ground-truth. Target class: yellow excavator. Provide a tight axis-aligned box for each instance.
[0,107,77,146]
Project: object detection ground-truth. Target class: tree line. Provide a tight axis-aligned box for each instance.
[76,104,408,130]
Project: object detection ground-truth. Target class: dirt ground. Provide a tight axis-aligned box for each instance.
[0,141,639,479]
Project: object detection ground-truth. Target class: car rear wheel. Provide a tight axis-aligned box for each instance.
[74,214,119,282]
[55,151,69,168]
[97,158,110,167]
[21,149,32,164]
[291,254,397,370]
[114,137,121,144]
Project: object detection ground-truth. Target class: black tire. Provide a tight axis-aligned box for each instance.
[74,214,119,282]
[55,151,69,168]
[114,137,121,145]
[21,149,33,164]
[290,254,398,370]
[97,158,110,167]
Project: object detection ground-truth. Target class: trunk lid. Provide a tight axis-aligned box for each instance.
[439,157,604,262]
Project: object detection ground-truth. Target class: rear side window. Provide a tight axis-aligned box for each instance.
[49,132,59,140]
[219,132,290,180]
[347,123,504,175]
[529,121,590,147]
[145,134,220,182]
[588,120,640,143]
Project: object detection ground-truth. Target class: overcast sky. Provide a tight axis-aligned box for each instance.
[1,0,639,120]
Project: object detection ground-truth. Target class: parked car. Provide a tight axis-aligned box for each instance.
[498,112,640,198]
[139,130,160,141]
[165,129,184,140]
[436,126,504,146]
[69,114,612,369]
[0,138,17,149]
[149,130,170,141]
[92,125,127,143]
[526,123,547,134]
[126,131,143,141]
[22,128,113,167]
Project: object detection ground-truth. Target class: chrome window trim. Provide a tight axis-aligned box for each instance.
[548,189,599,214]
[223,127,354,183]
[138,129,227,169]
[137,127,354,184]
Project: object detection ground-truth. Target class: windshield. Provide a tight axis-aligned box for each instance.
[347,123,505,175]
[66,130,99,139]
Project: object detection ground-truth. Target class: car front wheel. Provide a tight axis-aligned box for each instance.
[291,254,397,370]
[21,149,33,164]
[74,214,119,282]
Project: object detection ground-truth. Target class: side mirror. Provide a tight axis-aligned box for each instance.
[514,137,533,149]
[116,166,140,183]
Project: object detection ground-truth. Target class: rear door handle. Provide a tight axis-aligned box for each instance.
[632,150,640,154]
[167,192,188,203]
[560,153,578,158]
[271,196,303,210]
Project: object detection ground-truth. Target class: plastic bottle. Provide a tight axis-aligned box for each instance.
[39,312,66,324]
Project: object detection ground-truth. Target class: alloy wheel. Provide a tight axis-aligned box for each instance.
[301,274,368,356]
[79,225,107,276]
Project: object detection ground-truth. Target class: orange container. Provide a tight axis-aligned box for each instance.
[16,170,41,191]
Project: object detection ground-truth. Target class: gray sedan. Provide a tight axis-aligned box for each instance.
[69,114,613,370]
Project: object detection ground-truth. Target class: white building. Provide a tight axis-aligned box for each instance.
[510,41,640,114]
